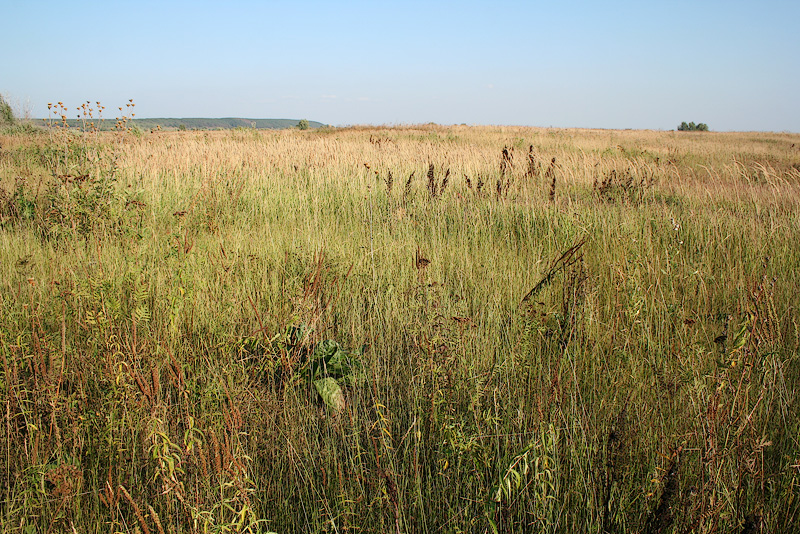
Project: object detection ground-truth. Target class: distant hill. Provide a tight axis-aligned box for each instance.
[39,118,327,131]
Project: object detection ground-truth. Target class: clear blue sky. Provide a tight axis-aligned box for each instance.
[3,0,799,131]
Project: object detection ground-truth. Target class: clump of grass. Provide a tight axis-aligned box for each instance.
[497,145,514,198]
[403,170,415,201]
[546,156,557,201]
[593,167,653,204]
[526,144,541,178]
[425,163,450,199]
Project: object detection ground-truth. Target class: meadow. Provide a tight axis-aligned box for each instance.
[1,120,799,533]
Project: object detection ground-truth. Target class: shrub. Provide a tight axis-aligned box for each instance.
[1,94,17,126]
[678,121,709,132]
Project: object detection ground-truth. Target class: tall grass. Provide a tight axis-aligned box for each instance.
[1,123,799,533]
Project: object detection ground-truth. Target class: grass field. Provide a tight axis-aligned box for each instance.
[1,122,799,533]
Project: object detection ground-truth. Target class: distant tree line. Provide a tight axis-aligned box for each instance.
[678,121,709,132]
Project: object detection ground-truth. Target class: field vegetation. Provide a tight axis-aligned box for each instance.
[1,111,800,533]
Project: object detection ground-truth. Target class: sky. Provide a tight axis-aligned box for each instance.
[2,0,799,131]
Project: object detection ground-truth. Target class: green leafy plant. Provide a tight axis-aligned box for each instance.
[305,338,365,409]
[0,177,37,226]
[285,327,365,411]
[488,423,560,534]
[242,325,366,411]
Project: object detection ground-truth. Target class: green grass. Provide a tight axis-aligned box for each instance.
[1,124,799,533]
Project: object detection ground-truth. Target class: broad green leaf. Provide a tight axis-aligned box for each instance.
[310,339,365,384]
[314,377,345,412]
